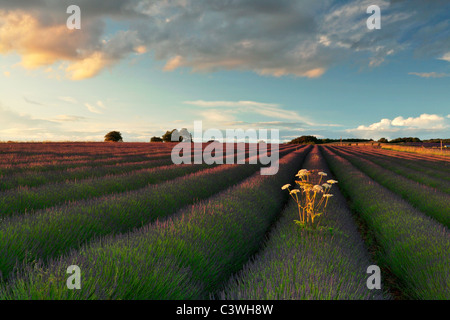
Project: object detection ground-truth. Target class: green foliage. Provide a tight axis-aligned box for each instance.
[162,130,175,142]
[162,129,182,142]
[104,131,123,142]
[389,137,421,143]
[289,136,374,145]
[423,138,450,144]
[0,149,308,299]
[322,147,450,299]
[150,136,163,142]
[288,135,320,145]
[293,220,336,235]
[333,148,450,227]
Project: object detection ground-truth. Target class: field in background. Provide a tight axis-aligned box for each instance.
[380,144,450,157]
[324,141,450,157]
[0,142,448,300]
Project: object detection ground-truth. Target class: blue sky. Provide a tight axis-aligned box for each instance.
[0,0,449,142]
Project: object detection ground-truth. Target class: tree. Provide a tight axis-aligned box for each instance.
[390,137,421,143]
[177,128,192,142]
[162,129,178,142]
[288,135,320,145]
[378,137,388,143]
[150,136,163,142]
[104,131,123,142]
[162,129,191,142]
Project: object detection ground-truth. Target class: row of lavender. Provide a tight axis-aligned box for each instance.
[0,143,290,167]
[0,143,291,173]
[0,142,173,160]
[347,147,450,177]
[0,145,174,166]
[342,148,450,181]
[378,146,450,163]
[0,147,311,298]
[0,157,173,191]
[0,151,171,173]
[0,162,209,216]
[220,146,386,299]
[329,147,450,228]
[0,145,294,215]
[0,146,301,281]
[337,147,450,193]
[321,147,450,299]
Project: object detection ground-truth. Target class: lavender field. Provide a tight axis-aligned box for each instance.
[0,142,448,300]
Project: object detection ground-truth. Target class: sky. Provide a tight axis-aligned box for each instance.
[0,0,449,142]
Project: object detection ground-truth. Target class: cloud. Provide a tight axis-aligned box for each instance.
[198,109,237,124]
[0,105,59,140]
[440,52,450,62]
[3,71,10,77]
[408,72,449,78]
[0,106,151,142]
[164,55,184,71]
[1,1,450,79]
[23,96,45,106]
[184,100,313,124]
[0,100,178,142]
[226,121,306,128]
[391,114,445,128]
[84,103,103,114]
[184,100,280,109]
[0,8,142,80]
[257,67,325,78]
[96,100,107,109]
[65,52,112,80]
[0,9,102,68]
[50,115,88,122]
[58,96,78,104]
[146,0,450,75]
[347,113,449,139]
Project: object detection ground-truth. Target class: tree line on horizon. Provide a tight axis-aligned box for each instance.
[103,131,449,144]
[287,135,450,145]
[150,128,192,143]
[104,129,191,143]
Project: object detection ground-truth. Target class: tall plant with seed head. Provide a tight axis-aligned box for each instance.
[282,169,337,228]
